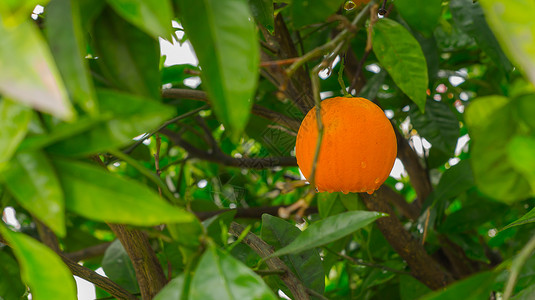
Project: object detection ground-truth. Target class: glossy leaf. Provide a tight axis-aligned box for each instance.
[290,0,344,28]
[261,214,325,295]
[154,274,186,300]
[52,158,195,226]
[189,246,277,300]
[373,18,428,112]
[176,0,259,139]
[249,0,274,32]
[102,240,139,293]
[271,210,387,257]
[395,0,442,37]
[478,0,535,85]
[450,0,512,74]
[420,271,496,300]
[46,0,98,115]
[0,98,32,169]
[0,19,73,120]
[107,0,173,38]
[0,250,26,299]
[92,8,161,99]
[466,96,531,202]
[2,151,66,237]
[0,227,76,300]
[46,89,174,156]
[409,100,460,156]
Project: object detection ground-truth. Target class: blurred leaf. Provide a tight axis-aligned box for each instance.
[271,210,387,257]
[0,19,74,120]
[466,96,531,202]
[0,1,49,26]
[53,158,195,225]
[478,0,535,85]
[514,93,535,130]
[154,274,186,300]
[420,271,496,300]
[0,98,31,168]
[261,214,325,296]
[502,207,535,232]
[189,246,277,300]
[176,0,259,140]
[107,0,173,38]
[168,218,204,249]
[249,0,274,32]
[399,274,431,300]
[0,250,26,299]
[508,135,535,192]
[161,64,199,86]
[0,227,76,300]
[439,200,507,233]
[424,159,474,209]
[373,18,428,112]
[2,151,65,237]
[450,0,512,75]
[203,210,236,246]
[92,8,161,99]
[102,240,140,293]
[512,283,535,300]
[358,69,387,100]
[409,100,460,156]
[395,0,442,37]
[46,89,174,156]
[290,0,344,28]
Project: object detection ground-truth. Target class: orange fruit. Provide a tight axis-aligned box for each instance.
[295,97,397,194]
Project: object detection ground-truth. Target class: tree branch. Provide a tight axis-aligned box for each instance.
[195,205,318,221]
[65,242,113,262]
[229,222,310,300]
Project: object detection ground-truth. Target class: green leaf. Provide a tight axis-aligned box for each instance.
[271,210,387,257]
[161,64,200,86]
[508,135,535,192]
[290,0,344,28]
[399,274,431,300]
[45,0,98,115]
[512,283,535,300]
[1,151,66,237]
[0,0,49,27]
[91,8,161,99]
[52,158,195,226]
[154,274,186,300]
[261,214,325,296]
[420,271,496,300]
[409,100,460,156]
[0,19,74,120]
[433,159,475,204]
[46,89,174,156]
[439,200,507,233]
[0,250,26,299]
[176,0,259,140]
[0,98,32,169]
[501,206,535,231]
[478,0,535,85]
[189,246,277,300]
[394,0,442,37]
[203,210,236,246]
[372,18,428,112]
[102,240,140,293]
[249,0,274,32]
[317,192,345,219]
[0,227,77,300]
[450,0,512,75]
[465,96,531,202]
[107,0,173,38]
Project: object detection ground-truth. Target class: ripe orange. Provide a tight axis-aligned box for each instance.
[295,97,397,194]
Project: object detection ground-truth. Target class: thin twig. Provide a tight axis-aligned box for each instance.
[504,234,535,300]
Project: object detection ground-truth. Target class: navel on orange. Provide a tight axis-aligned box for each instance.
[295,97,397,194]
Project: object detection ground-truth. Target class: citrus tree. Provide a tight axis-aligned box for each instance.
[1,0,535,299]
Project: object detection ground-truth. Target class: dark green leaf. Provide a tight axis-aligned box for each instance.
[358,69,387,101]
[107,0,173,38]
[290,0,344,28]
[46,89,174,156]
[203,210,236,246]
[410,100,460,155]
[0,250,26,299]
[420,271,496,300]
[46,0,98,115]
[161,64,199,86]
[176,0,259,139]
[450,0,513,74]
[439,200,507,233]
[53,158,195,226]
[261,214,325,295]
[512,283,535,300]
[271,210,387,257]
[373,18,428,112]
[502,207,535,231]
[2,151,65,237]
[317,192,345,219]
[425,160,474,209]
[395,0,442,37]
[249,0,274,32]
[189,246,277,300]
[154,274,186,300]
[0,227,77,300]
[102,240,139,293]
[0,98,32,168]
[399,274,431,300]
[92,8,161,99]
[0,19,74,120]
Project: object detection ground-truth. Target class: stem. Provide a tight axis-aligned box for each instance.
[504,234,535,300]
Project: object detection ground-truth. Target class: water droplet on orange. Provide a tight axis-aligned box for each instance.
[374,178,380,184]
[361,162,367,168]
[366,189,374,194]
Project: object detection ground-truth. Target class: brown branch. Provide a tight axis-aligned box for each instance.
[359,191,453,290]
[161,88,301,132]
[65,242,113,262]
[161,128,297,169]
[229,222,310,300]
[195,205,318,221]
[378,185,420,221]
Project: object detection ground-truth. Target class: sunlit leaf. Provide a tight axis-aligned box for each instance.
[107,0,173,38]
[507,135,535,193]
[0,98,32,169]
